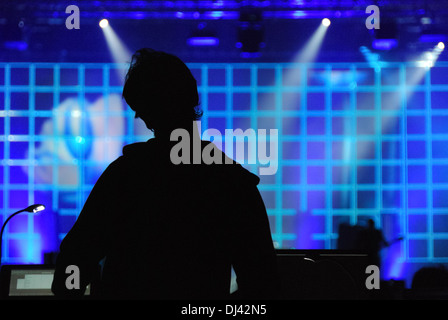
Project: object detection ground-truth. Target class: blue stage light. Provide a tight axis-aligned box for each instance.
[372,39,398,50]
[187,37,219,46]
[4,41,28,51]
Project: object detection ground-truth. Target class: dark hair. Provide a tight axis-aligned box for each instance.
[122,48,202,132]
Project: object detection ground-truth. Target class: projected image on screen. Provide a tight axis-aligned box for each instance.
[1,61,448,285]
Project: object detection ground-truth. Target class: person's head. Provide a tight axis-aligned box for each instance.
[367,219,375,229]
[122,48,202,135]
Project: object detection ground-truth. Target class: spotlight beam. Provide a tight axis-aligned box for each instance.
[361,42,445,162]
[100,20,132,83]
[258,19,331,112]
[279,20,331,90]
[295,22,330,64]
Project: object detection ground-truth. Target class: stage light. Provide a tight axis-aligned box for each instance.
[261,18,331,137]
[417,42,445,69]
[294,20,330,63]
[101,19,132,69]
[75,136,85,144]
[101,20,132,82]
[187,23,219,47]
[322,18,331,27]
[187,37,219,46]
[99,19,109,29]
[372,39,398,50]
[71,110,81,118]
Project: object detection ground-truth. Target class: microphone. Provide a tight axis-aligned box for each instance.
[0,204,46,266]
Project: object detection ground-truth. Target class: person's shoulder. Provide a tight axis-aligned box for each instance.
[122,140,152,156]
[101,140,152,173]
[201,140,260,186]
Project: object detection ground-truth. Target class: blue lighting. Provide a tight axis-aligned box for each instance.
[2,61,448,289]
[131,11,146,19]
[419,34,448,43]
[75,136,85,144]
[240,52,262,58]
[208,11,224,19]
[372,39,398,50]
[187,37,219,46]
[212,0,224,7]
[4,41,28,51]
[292,10,306,19]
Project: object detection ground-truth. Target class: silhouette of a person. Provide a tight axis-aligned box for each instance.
[357,219,389,269]
[51,48,279,300]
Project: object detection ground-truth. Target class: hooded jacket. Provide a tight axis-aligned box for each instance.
[52,138,278,299]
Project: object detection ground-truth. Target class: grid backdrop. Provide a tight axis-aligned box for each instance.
[1,61,448,282]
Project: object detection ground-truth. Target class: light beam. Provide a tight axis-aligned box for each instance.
[100,20,132,83]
